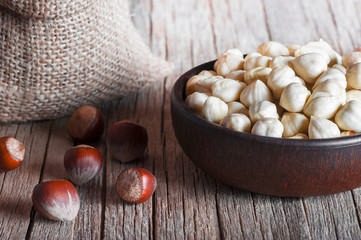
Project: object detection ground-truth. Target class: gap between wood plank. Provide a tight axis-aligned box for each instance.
[24,121,53,240]
[350,191,361,232]
[99,107,110,240]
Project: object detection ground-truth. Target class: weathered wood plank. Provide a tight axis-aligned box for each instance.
[27,118,76,239]
[0,122,51,240]
[1,0,361,239]
[327,0,361,53]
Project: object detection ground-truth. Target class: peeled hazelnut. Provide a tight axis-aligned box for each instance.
[280,82,311,112]
[185,92,209,114]
[195,76,223,94]
[303,92,341,119]
[251,118,284,138]
[257,41,290,57]
[244,67,272,84]
[244,55,272,71]
[198,70,217,77]
[220,113,251,132]
[346,62,361,89]
[202,96,228,124]
[225,70,246,82]
[287,44,301,56]
[249,101,279,123]
[186,75,209,96]
[342,51,361,68]
[67,105,104,142]
[240,80,273,108]
[312,79,346,105]
[291,53,328,84]
[0,136,25,173]
[107,120,148,162]
[269,56,295,69]
[115,168,156,204]
[335,100,361,132]
[267,66,300,99]
[313,68,347,90]
[32,180,80,221]
[308,116,340,139]
[332,64,347,75]
[346,90,361,103]
[287,133,309,139]
[281,113,309,138]
[227,101,249,116]
[214,49,245,76]
[212,78,246,102]
[294,39,341,66]
[64,145,103,185]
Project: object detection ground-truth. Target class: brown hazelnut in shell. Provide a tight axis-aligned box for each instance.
[0,136,25,173]
[67,105,104,142]
[64,145,103,185]
[115,168,156,203]
[32,180,80,221]
[106,120,148,162]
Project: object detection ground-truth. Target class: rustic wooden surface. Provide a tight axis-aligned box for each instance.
[1,0,361,239]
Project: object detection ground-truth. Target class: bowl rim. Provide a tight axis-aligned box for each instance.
[171,60,361,148]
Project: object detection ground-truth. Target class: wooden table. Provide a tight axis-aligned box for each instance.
[2,0,361,239]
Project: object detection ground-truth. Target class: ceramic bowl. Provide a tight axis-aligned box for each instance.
[171,60,361,197]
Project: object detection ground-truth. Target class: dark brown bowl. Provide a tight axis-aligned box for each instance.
[171,60,361,197]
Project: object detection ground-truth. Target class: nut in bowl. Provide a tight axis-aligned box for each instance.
[171,40,361,197]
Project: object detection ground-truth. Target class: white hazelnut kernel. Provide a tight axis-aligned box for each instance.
[220,113,251,132]
[186,75,209,96]
[332,64,347,75]
[346,62,361,90]
[308,116,340,139]
[287,133,309,139]
[281,112,309,137]
[257,41,290,57]
[312,79,346,105]
[212,78,246,102]
[294,39,341,66]
[346,90,361,103]
[313,68,347,90]
[267,66,301,99]
[280,82,311,112]
[342,51,361,68]
[335,100,361,132]
[303,92,342,119]
[202,96,228,124]
[287,44,301,56]
[240,80,273,108]
[214,49,245,76]
[291,52,328,84]
[227,102,249,116]
[244,67,272,84]
[199,70,217,77]
[269,56,295,69]
[249,101,279,123]
[225,70,246,82]
[185,92,209,114]
[251,118,284,138]
[195,76,223,94]
[244,55,272,71]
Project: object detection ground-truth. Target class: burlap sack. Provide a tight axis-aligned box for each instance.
[0,0,172,122]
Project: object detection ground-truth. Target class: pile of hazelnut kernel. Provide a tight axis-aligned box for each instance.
[186,40,361,139]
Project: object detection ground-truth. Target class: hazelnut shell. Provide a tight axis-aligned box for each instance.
[106,120,148,162]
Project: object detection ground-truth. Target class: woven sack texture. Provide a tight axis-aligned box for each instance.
[0,0,172,122]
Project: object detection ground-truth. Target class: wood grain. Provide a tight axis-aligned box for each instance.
[0,0,361,239]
